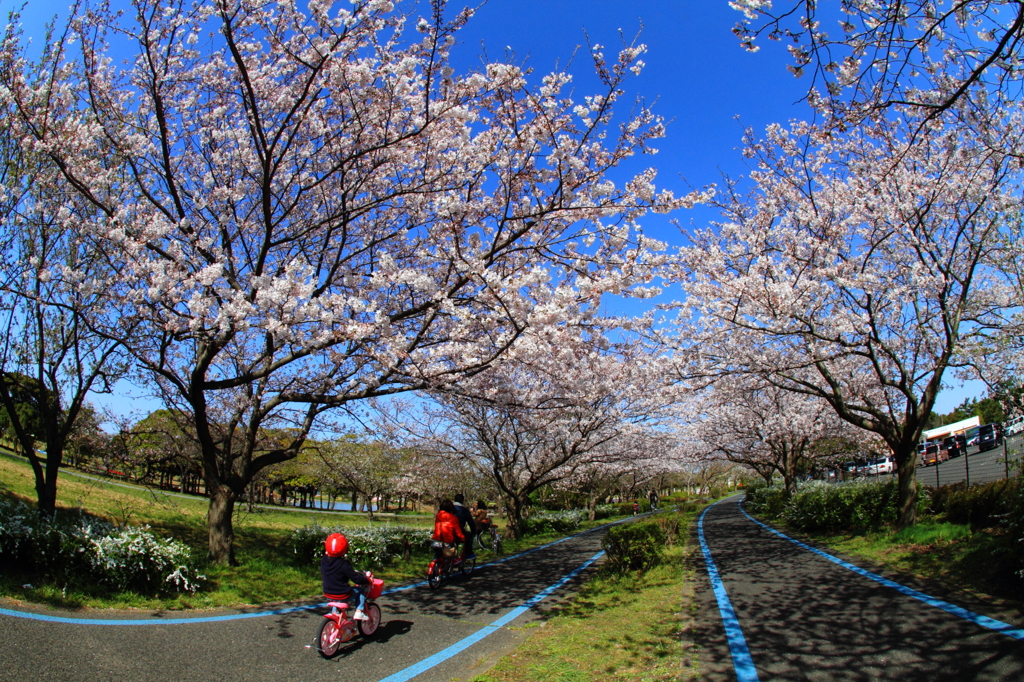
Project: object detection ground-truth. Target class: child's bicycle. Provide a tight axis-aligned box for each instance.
[427,542,475,589]
[313,575,384,658]
[475,523,502,553]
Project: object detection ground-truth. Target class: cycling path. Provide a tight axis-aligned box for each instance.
[0,518,621,682]
[692,496,1024,681]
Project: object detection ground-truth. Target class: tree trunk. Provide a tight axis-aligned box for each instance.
[895,448,918,530]
[207,485,238,565]
[504,497,526,539]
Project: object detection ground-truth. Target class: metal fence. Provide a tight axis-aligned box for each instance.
[860,431,1024,488]
[850,432,1024,488]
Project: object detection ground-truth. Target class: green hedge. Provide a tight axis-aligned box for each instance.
[929,479,1020,528]
[601,521,665,573]
[746,480,929,533]
[743,482,789,519]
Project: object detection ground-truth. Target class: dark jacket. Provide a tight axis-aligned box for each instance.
[453,502,476,536]
[321,555,369,598]
[432,510,465,544]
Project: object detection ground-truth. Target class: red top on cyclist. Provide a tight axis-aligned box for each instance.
[432,499,465,544]
[321,533,371,620]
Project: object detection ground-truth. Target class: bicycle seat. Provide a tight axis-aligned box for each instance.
[326,601,349,610]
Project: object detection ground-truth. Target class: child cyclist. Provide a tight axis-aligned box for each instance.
[321,532,372,621]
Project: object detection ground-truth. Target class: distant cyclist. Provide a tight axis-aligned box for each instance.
[452,493,477,560]
[431,499,464,562]
[472,500,491,535]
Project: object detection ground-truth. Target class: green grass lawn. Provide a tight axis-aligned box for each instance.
[471,511,702,682]
[805,518,1024,605]
[0,451,635,612]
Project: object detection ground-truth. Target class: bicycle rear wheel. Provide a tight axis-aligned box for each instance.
[318,618,341,658]
[461,555,476,575]
[427,560,442,590]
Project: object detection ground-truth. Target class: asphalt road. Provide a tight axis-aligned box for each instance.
[0,524,611,682]
[692,496,1024,681]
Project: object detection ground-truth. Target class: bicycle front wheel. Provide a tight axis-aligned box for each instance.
[357,603,382,637]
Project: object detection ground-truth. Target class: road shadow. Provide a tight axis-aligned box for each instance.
[693,500,1024,681]
[384,535,606,623]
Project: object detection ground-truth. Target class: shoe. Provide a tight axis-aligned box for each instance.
[353,609,369,621]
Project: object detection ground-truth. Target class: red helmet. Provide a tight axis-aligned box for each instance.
[324,533,348,557]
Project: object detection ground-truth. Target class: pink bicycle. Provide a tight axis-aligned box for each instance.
[316,575,384,658]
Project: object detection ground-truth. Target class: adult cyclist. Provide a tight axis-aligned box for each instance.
[452,493,477,560]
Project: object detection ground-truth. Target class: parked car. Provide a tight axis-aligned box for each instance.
[1005,416,1024,437]
[977,423,1003,452]
[965,426,980,447]
[942,434,966,459]
[842,460,864,478]
[918,441,946,466]
[862,455,895,475]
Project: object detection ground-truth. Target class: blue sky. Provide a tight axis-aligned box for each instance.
[1,0,983,416]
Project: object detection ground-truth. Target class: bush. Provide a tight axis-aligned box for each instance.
[744,483,788,519]
[290,520,430,566]
[614,500,650,516]
[1001,479,1024,578]
[651,511,686,545]
[601,521,665,573]
[781,479,929,533]
[929,479,1019,528]
[522,509,587,535]
[0,499,203,594]
[744,479,930,533]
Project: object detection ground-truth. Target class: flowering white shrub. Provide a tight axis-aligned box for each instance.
[77,523,204,594]
[290,520,431,567]
[522,509,587,535]
[0,498,204,594]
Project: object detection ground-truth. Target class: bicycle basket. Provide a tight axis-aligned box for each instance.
[441,544,458,559]
[367,577,384,600]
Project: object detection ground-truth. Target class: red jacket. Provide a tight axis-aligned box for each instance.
[432,510,465,543]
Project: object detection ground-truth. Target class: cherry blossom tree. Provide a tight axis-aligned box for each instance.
[0,82,129,517]
[667,114,1020,527]
[729,0,1024,129]
[550,428,677,519]
[729,0,1024,396]
[390,330,673,538]
[684,374,869,495]
[0,1,688,561]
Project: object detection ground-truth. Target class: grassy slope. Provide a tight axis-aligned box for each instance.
[0,451,636,613]
[0,450,428,609]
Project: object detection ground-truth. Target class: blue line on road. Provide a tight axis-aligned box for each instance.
[738,501,1024,641]
[698,501,760,682]
[375,550,605,682]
